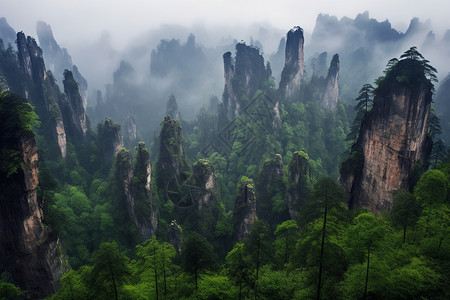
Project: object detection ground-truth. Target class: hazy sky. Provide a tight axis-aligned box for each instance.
[2,0,450,50]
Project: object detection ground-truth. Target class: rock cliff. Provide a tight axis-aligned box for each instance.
[62,69,88,137]
[221,43,269,121]
[340,57,433,213]
[287,151,311,219]
[17,32,47,86]
[132,142,158,240]
[36,21,88,107]
[233,177,257,242]
[123,113,137,148]
[310,52,328,78]
[156,116,189,194]
[0,17,16,47]
[168,220,183,253]
[36,21,72,80]
[97,118,123,165]
[16,32,68,157]
[115,144,158,241]
[279,26,305,100]
[0,123,67,298]
[191,159,219,212]
[435,74,450,144]
[321,54,340,110]
[72,65,88,108]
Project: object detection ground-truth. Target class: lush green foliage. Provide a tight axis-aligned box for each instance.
[0,91,39,177]
[47,163,450,299]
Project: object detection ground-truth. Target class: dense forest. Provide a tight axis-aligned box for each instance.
[0,12,450,300]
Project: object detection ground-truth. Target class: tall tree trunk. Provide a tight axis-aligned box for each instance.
[162,248,167,296]
[317,196,328,300]
[434,147,440,169]
[154,246,159,300]
[255,232,261,300]
[364,241,371,299]
[108,255,118,300]
[194,267,198,290]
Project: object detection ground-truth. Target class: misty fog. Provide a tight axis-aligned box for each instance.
[2,1,450,144]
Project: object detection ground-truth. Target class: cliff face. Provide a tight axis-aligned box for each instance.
[0,131,67,299]
[42,73,67,157]
[115,145,158,241]
[97,118,123,164]
[279,27,304,100]
[36,21,72,79]
[168,220,183,253]
[16,32,68,157]
[287,151,310,219]
[435,75,450,144]
[17,32,47,86]
[62,70,88,137]
[321,54,340,110]
[156,116,189,191]
[72,65,88,108]
[340,59,433,213]
[221,43,269,120]
[256,154,288,225]
[132,142,158,240]
[123,113,137,148]
[233,177,257,242]
[222,51,238,120]
[36,21,88,107]
[191,159,218,212]
[0,17,16,47]
[310,52,328,78]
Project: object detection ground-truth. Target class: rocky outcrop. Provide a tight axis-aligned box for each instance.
[97,118,123,164]
[339,58,433,213]
[115,144,157,241]
[287,151,311,219]
[256,154,288,225]
[132,142,158,239]
[156,116,189,193]
[15,32,68,157]
[269,37,286,81]
[321,54,340,110]
[17,32,47,85]
[233,177,257,242]
[168,220,183,253]
[0,131,67,299]
[191,159,218,211]
[62,70,88,137]
[222,51,238,121]
[72,65,88,108]
[114,147,135,226]
[221,43,270,120]
[123,113,137,148]
[279,27,304,100]
[36,21,72,80]
[42,73,68,158]
[55,118,67,157]
[36,21,88,107]
[0,17,16,47]
[310,52,328,78]
[166,94,180,120]
[435,75,450,144]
